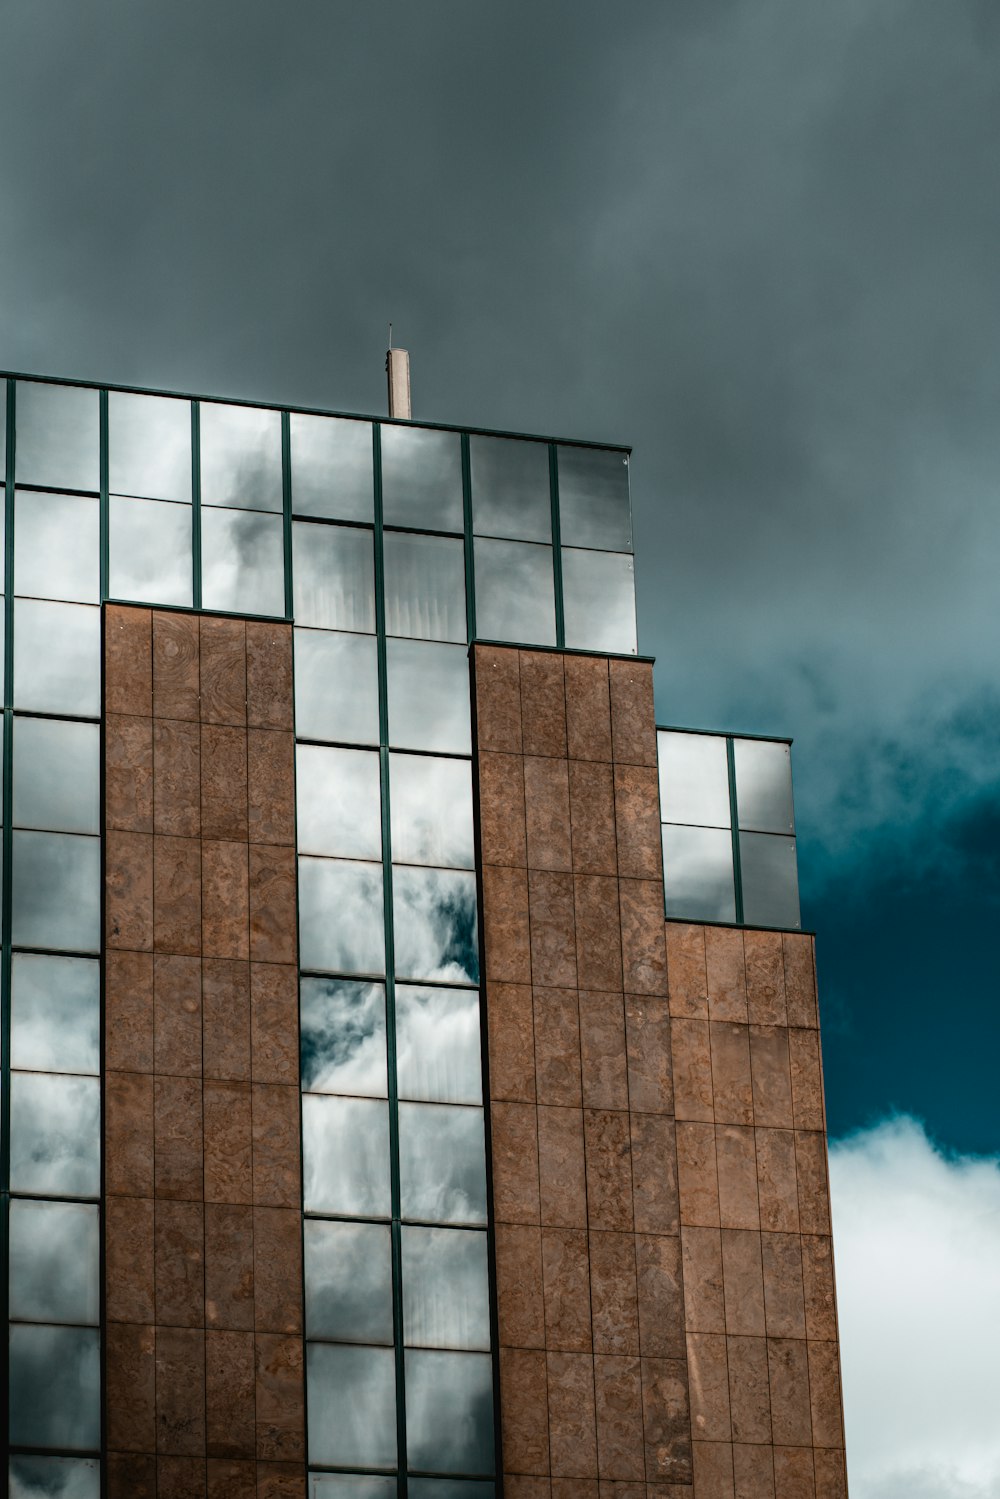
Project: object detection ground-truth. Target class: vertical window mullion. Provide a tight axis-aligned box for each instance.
[281,410,293,621]
[727,735,744,924]
[461,432,476,643]
[549,443,565,650]
[191,401,202,611]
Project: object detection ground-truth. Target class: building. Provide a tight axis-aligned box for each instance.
[0,365,847,1498]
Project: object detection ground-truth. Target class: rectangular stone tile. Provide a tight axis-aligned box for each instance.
[538,1105,588,1228]
[529,870,578,988]
[619,880,668,996]
[772,1447,816,1499]
[107,712,155,832]
[153,835,201,957]
[250,962,299,1086]
[575,876,625,991]
[761,1233,806,1339]
[533,987,582,1106]
[106,604,153,717]
[256,1464,306,1499]
[203,958,252,1082]
[524,756,573,871]
[681,1227,725,1334]
[107,1453,157,1499]
[767,1339,812,1446]
[812,1448,848,1499]
[788,1029,825,1132]
[579,990,629,1109]
[542,1226,593,1351]
[253,1206,303,1334]
[795,1133,831,1234]
[801,1235,838,1342]
[246,620,293,731]
[488,982,536,1102]
[613,764,662,881]
[733,1443,776,1499]
[625,996,673,1114]
[203,841,250,960]
[107,1196,155,1323]
[106,1071,155,1197]
[204,1081,253,1205]
[200,616,246,726]
[500,1345,549,1474]
[520,650,567,758]
[251,1083,300,1208]
[107,830,154,952]
[749,1027,794,1128]
[705,929,747,1023]
[591,1230,639,1355]
[491,1101,541,1223]
[155,1199,205,1327]
[756,1130,800,1234]
[157,1456,208,1497]
[474,643,522,754]
[641,1357,693,1484]
[106,949,154,1073]
[248,729,295,846]
[206,1330,255,1459]
[671,1019,714,1123]
[720,1230,765,1337]
[154,1075,204,1201]
[716,1127,760,1231]
[154,718,201,838]
[205,1202,255,1331]
[782,935,818,1028]
[584,1109,634,1232]
[569,759,618,876]
[631,1114,678,1235]
[665,923,708,1019]
[594,1354,645,1480]
[808,1341,845,1447]
[727,1336,771,1443]
[156,1325,206,1455]
[106,1321,156,1452]
[548,1350,598,1477]
[152,611,199,722]
[207,1460,256,1499]
[691,1442,735,1499]
[496,1222,546,1348]
[154,953,202,1078]
[249,844,296,964]
[254,1333,305,1462]
[483,864,532,984]
[507,1480,553,1499]
[635,1234,684,1360]
[608,659,656,768]
[685,1333,731,1442]
[201,724,248,842]
[478,751,528,867]
[744,931,786,1026]
[675,1123,720,1228]
[710,1024,754,1126]
[565,653,612,761]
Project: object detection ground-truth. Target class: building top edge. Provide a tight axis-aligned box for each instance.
[656,722,794,746]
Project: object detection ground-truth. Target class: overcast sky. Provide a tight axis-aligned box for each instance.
[2,2,998,1490]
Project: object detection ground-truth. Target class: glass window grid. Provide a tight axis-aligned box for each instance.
[657,726,801,931]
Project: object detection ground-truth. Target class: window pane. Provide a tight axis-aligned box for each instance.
[298,858,385,976]
[15,382,99,492]
[9,1073,101,1198]
[9,1201,100,1325]
[293,521,375,632]
[398,1102,487,1225]
[386,639,471,754]
[200,402,282,511]
[300,978,387,1097]
[390,755,473,869]
[662,824,736,923]
[109,496,192,607]
[108,391,191,501]
[473,538,555,647]
[9,1326,100,1452]
[201,507,285,616]
[734,738,795,834]
[296,745,382,860]
[13,599,100,717]
[470,434,551,542]
[739,833,801,929]
[11,954,100,1074]
[15,491,99,604]
[306,1342,396,1469]
[302,1094,391,1216]
[10,1456,100,1499]
[409,1483,495,1499]
[392,866,478,985]
[657,731,731,829]
[11,831,100,952]
[304,1220,392,1343]
[309,1476,396,1498]
[384,532,466,643]
[381,424,463,532]
[294,629,379,746]
[405,1349,494,1474]
[402,1227,490,1350]
[561,549,637,654]
[556,445,631,551]
[290,412,373,521]
[13,718,99,834]
[396,986,482,1105]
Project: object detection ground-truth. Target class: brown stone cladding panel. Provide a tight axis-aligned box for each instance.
[104,606,304,1491]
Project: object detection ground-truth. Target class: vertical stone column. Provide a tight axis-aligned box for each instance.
[474,645,694,1496]
[103,605,304,1499]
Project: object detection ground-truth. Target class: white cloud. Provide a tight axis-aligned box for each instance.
[829,1117,1000,1499]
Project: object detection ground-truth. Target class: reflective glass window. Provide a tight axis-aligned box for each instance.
[380,424,463,532]
[473,538,556,647]
[302,1094,391,1216]
[734,738,795,834]
[15,382,99,492]
[9,1073,101,1198]
[392,866,479,985]
[14,491,99,603]
[306,1342,396,1469]
[10,1456,100,1499]
[398,1102,487,1225]
[296,745,382,860]
[405,1348,494,1474]
[390,754,474,869]
[657,730,731,829]
[409,1483,495,1499]
[386,639,471,754]
[290,412,373,521]
[298,857,385,976]
[109,496,192,607]
[13,600,100,717]
[294,629,379,746]
[13,718,99,834]
[304,1220,393,1343]
[1,376,5,468]
[9,1201,100,1325]
[300,978,387,1097]
[11,954,100,1075]
[396,986,482,1105]
[470,434,551,543]
[561,548,637,654]
[402,1226,490,1350]
[293,521,375,632]
[108,391,191,501]
[661,824,736,923]
[11,831,100,952]
[556,445,631,551]
[9,1325,100,1451]
[308,1475,396,1498]
[199,401,282,511]
[201,507,285,616]
[739,833,801,929]
[384,532,466,643]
